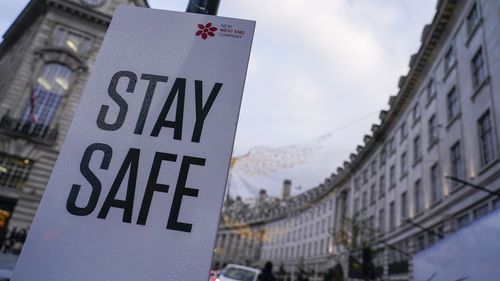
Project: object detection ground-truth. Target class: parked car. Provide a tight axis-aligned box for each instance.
[216,264,260,281]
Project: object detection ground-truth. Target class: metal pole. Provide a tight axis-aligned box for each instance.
[445,175,500,198]
[186,0,221,15]
[405,219,443,239]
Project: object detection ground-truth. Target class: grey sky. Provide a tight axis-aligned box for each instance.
[0,0,437,198]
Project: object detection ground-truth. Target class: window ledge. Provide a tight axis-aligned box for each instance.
[413,211,424,219]
[412,117,421,128]
[400,172,408,181]
[446,112,461,131]
[478,158,500,176]
[465,19,483,48]
[427,139,439,152]
[443,62,457,82]
[413,158,422,168]
[471,76,491,102]
[429,198,443,209]
[449,182,466,195]
[425,94,436,109]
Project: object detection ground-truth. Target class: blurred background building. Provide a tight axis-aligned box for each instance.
[0,0,148,230]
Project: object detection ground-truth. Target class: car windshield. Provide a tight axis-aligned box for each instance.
[222,267,256,281]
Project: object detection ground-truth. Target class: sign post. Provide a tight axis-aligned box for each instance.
[13,6,254,281]
[186,0,221,15]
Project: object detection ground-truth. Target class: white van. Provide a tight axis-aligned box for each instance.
[216,264,261,281]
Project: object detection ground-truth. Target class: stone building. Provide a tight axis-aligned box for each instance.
[0,0,148,230]
[216,1,500,280]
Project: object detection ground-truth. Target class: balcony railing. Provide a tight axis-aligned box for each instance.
[0,115,58,145]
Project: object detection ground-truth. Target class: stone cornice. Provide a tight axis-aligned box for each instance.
[47,0,112,26]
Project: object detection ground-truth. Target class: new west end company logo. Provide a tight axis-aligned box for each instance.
[195,22,217,40]
[195,22,246,40]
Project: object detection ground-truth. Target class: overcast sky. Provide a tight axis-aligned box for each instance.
[0,0,437,198]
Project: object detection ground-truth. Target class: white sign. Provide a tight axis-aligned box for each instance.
[13,7,255,281]
[413,209,500,281]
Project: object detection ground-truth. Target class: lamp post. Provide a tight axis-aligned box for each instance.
[186,0,221,15]
[445,175,500,198]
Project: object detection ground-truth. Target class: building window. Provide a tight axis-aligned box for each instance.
[354,177,360,191]
[52,26,92,56]
[379,208,385,233]
[363,169,368,183]
[416,234,426,252]
[428,114,438,145]
[370,184,376,205]
[362,191,367,210]
[447,87,459,121]
[379,175,386,198]
[400,121,408,142]
[0,153,33,189]
[412,102,420,123]
[450,141,465,189]
[466,3,480,35]
[354,198,360,213]
[473,204,488,219]
[400,152,407,178]
[413,135,421,163]
[401,192,408,219]
[414,179,424,214]
[380,147,387,167]
[493,198,500,210]
[370,160,377,176]
[430,163,442,204]
[389,201,395,230]
[389,165,396,189]
[388,137,396,155]
[478,110,496,167]
[456,213,470,229]
[444,46,455,72]
[20,63,74,131]
[471,48,486,87]
[426,79,435,101]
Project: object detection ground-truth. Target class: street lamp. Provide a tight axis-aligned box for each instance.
[445,175,500,198]
[186,0,221,15]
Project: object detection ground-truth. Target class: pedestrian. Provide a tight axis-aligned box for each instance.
[258,261,277,281]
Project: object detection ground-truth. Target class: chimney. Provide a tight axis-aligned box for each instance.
[282,179,292,200]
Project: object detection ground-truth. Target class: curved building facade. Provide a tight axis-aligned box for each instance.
[215,1,500,280]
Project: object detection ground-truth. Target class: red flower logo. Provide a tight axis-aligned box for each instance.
[196,22,217,40]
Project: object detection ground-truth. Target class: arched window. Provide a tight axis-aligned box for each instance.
[20,63,74,128]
